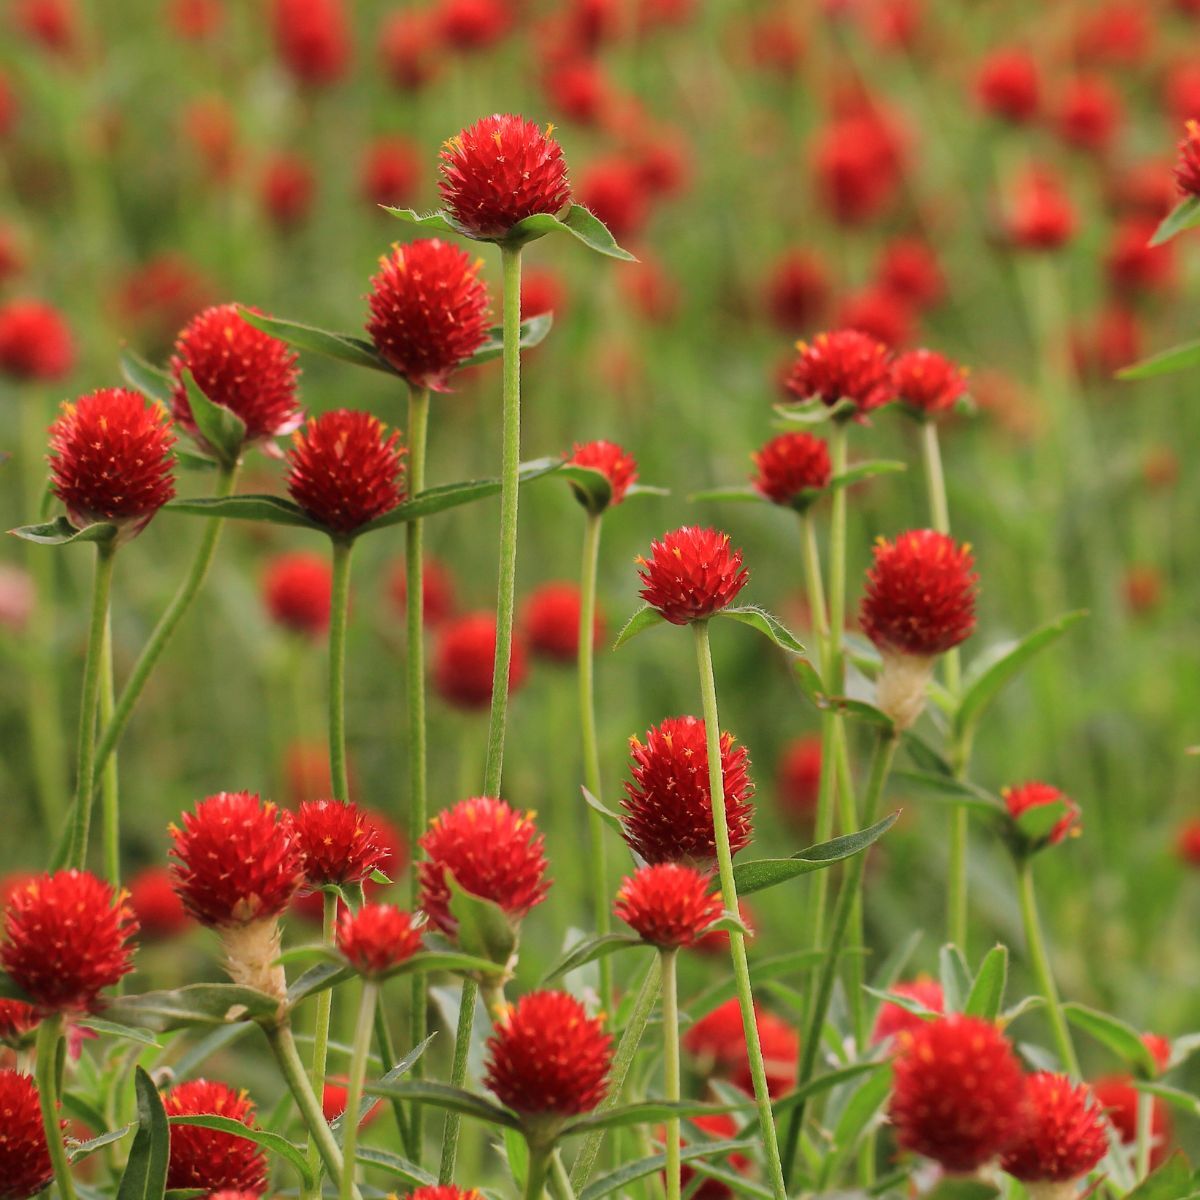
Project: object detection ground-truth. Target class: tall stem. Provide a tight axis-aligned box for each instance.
[35,1015,77,1200]
[304,891,338,1199]
[827,423,849,693]
[328,540,354,804]
[692,621,786,1200]
[525,1147,550,1200]
[1135,1093,1154,1180]
[340,981,378,1200]
[438,977,479,1183]
[482,243,523,797]
[99,610,120,885]
[661,949,681,1200]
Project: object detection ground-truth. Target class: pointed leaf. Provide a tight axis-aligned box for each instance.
[562,1097,752,1137]
[116,1068,169,1200]
[717,606,805,654]
[169,1117,313,1188]
[383,207,462,234]
[580,786,624,837]
[560,464,614,513]
[76,1017,161,1047]
[1134,1083,1200,1120]
[465,313,555,366]
[165,494,323,530]
[102,984,280,1032]
[963,946,1008,1021]
[862,986,940,1021]
[182,369,246,465]
[1014,798,1072,843]
[510,205,637,260]
[1150,196,1200,247]
[613,604,667,649]
[792,658,825,705]
[817,695,896,732]
[767,1062,885,1118]
[1062,1003,1159,1076]
[1118,337,1200,381]
[355,1145,438,1186]
[687,949,834,1020]
[447,872,517,970]
[775,397,857,425]
[238,308,392,373]
[829,460,907,490]
[1116,1154,1194,1200]
[581,1137,758,1200]
[625,484,670,500]
[939,945,972,1014]
[366,1080,521,1129]
[287,961,355,1008]
[903,731,953,776]
[688,486,768,506]
[331,1035,437,1135]
[828,1064,894,1164]
[119,347,174,405]
[542,933,647,983]
[10,516,118,546]
[68,1123,135,1163]
[892,771,1004,813]
[377,949,500,982]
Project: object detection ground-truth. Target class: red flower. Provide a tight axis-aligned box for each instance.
[568,440,638,509]
[679,1113,752,1200]
[522,582,601,663]
[692,901,754,957]
[418,796,549,937]
[433,612,528,709]
[871,978,944,1044]
[637,526,749,625]
[389,555,457,626]
[295,799,390,887]
[764,250,829,333]
[337,903,423,975]
[1,870,137,1013]
[170,304,301,449]
[752,432,832,506]
[1006,168,1076,252]
[812,118,900,227]
[0,999,39,1046]
[1004,781,1081,846]
[683,998,797,1096]
[484,990,612,1115]
[775,736,822,826]
[408,1190,483,1200]
[439,114,571,240]
[263,551,332,637]
[258,151,315,230]
[786,329,896,418]
[1092,1075,1171,1167]
[578,156,651,243]
[614,863,723,948]
[893,349,969,418]
[286,409,406,533]
[13,0,76,54]
[861,530,977,657]
[360,136,422,209]
[1054,76,1122,156]
[975,48,1041,124]
[622,715,754,866]
[181,96,238,181]
[163,1079,267,1194]
[270,0,349,87]
[379,10,440,90]
[1001,1074,1107,1184]
[116,255,213,355]
[1105,218,1175,297]
[836,286,914,350]
[48,388,176,538]
[366,239,491,391]
[322,1078,383,1126]
[169,792,305,926]
[169,0,224,40]
[521,268,566,319]
[543,58,610,127]
[435,0,510,50]
[0,1070,55,1200]
[890,1015,1026,1172]
[128,867,192,940]
[1177,818,1200,867]
[877,238,944,310]
[0,299,73,381]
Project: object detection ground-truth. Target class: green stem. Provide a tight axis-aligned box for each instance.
[99,610,120,885]
[919,419,951,536]
[482,243,523,798]
[549,1150,576,1200]
[661,949,681,1200]
[340,981,378,1200]
[693,621,786,1200]
[304,891,338,1199]
[826,422,849,694]
[328,539,353,804]
[438,977,479,1183]
[525,1145,550,1200]
[1135,1092,1153,1180]
[1017,861,1080,1077]
[35,1016,76,1200]
[800,512,830,658]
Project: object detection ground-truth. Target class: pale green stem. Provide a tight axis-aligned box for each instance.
[662,949,681,1200]
[438,976,479,1183]
[549,1150,575,1200]
[35,1015,77,1200]
[99,611,120,886]
[340,981,378,1200]
[328,540,353,804]
[826,423,849,693]
[304,891,338,1199]
[525,1147,550,1200]
[1135,1093,1154,1180]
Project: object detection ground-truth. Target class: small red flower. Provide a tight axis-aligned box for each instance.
[893,349,969,418]
[786,330,896,418]
[484,990,612,1115]
[568,440,638,510]
[407,1190,483,1200]
[1177,817,1200,867]
[1092,1075,1171,1167]
[861,530,977,658]
[614,863,723,948]
[837,285,914,350]
[169,792,305,927]
[379,10,440,91]
[163,1079,267,1194]
[775,736,822,827]
[295,800,390,888]
[521,268,566,319]
[683,998,797,1097]
[578,155,651,243]
[1054,75,1122,156]
[0,299,73,381]
[764,250,829,333]
[360,136,422,209]
[322,1078,383,1126]
[1006,168,1076,252]
[871,978,944,1044]
[12,0,76,55]
[1105,218,1175,297]
[0,999,39,1046]
[975,48,1041,124]
[752,432,832,507]
[258,151,315,230]
[418,796,549,937]
[117,255,214,355]
[439,114,571,240]
[48,388,176,538]
[637,526,749,625]
[170,304,301,449]
[1,870,137,1013]
[262,551,332,637]
[436,0,510,50]
[1001,1073,1108,1184]
[337,903,423,975]
[286,409,406,533]
[812,118,900,226]
[270,0,349,87]
[679,1113,752,1200]
[128,867,192,941]
[389,555,457,626]
[522,581,601,663]
[890,1015,1026,1171]
[877,238,945,310]
[0,1070,55,1200]
[1173,121,1200,197]
[1004,781,1081,846]
[622,715,754,867]
[433,612,528,709]
[366,239,491,391]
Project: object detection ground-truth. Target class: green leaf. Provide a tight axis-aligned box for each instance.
[287,961,355,1007]
[465,313,555,367]
[818,696,896,732]
[1123,1153,1196,1200]
[792,658,825,705]
[687,486,768,506]
[366,1080,521,1129]
[613,604,668,649]
[954,611,1087,739]
[376,949,501,982]
[891,771,1004,813]
[580,786,624,837]
[355,1145,438,1186]
[238,308,391,373]
[1062,1003,1159,1076]
[939,945,971,1014]
[625,484,670,500]
[687,949,832,1020]
[447,871,517,971]
[560,464,614,514]
[166,493,323,530]
[1135,1083,1200,1120]
[775,397,857,425]
[1151,196,1200,247]
[182,368,246,465]
[382,207,461,235]
[332,1034,437,1135]
[510,204,637,260]
[923,1182,1000,1200]
[1118,337,1200,381]
[903,731,953,776]
[76,1017,162,1047]
[717,606,805,655]
[963,946,1008,1021]
[502,1126,529,1191]
[862,986,940,1021]
[683,1160,773,1200]
[828,460,907,490]
[581,1138,758,1200]
[542,933,647,983]
[1014,798,1072,843]
[116,1068,169,1200]
[68,1123,135,1163]
[9,516,118,546]
[730,812,899,895]
[102,983,280,1032]
[768,1062,885,1118]
[119,347,174,405]
[828,1066,893,1170]
[562,1097,752,1137]
[168,1117,313,1189]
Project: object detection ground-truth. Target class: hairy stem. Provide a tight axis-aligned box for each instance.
[99,610,120,885]
[340,981,378,1200]
[438,976,479,1183]
[35,1015,77,1200]
[662,949,681,1200]
[304,891,338,1198]
[328,539,354,804]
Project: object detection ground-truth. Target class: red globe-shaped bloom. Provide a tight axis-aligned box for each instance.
[622,715,754,867]
[379,10,440,91]
[262,551,332,637]
[366,239,491,391]
[48,388,176,538]
[259,152,315,231]
[893,349,968,418]
[389,555,457,626]
[520,268,566,319]
[418,796,549,937]
[837,286,915,350]
[568,440,638,510]
[0,999,39,1046]
[169,792,305,927]
[1092,1075,1171,1167]
[764,250,829,333]
[439,114,571,239]
[786,330,896,418]
[270,0,349,87]
[522,582,601,663]
[0,1070,55,1200]
[683,998,797,1097]
[1004,781,1081,846]
[1,870,137,1013]
[1007,169,1076,252]
[0,299,73,381]
[337,903,423,975]
[322,1078,383,1126]
[295,800,390,887]
[433,612,528,709]
[890,1015,1026,1172]
[776,736,822,826]
[1105,218,1174,298]
[1054,75,1122,155]
[752,432,832,507]
[975,48,1041,124]
[861,530,977,658]
[871,978,944,1044]
[578,156,651,244]
[614,863,723,948]
[1001,1074,1107,1184]
[485,990,611,1115]
[127,867,192,940]
[877,238,944,310]
[1177,817,1200,867]
[163,1079,267,1194]
[436,0,510,50]
[811,118,900,227]
[637,527,749,625]
[1173,121,1200,197]
[286,409,406,533]
[360,136,422,210]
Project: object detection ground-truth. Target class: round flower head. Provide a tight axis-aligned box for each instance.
[48,388,176,539]
[0,1070,54,1200]
[295,799,389,888]
[1004,781,1081,849]
[270,0,349,87]
[683,998,797,1097]
[418,796,549,937]
[752,432,832,508]
[127,867,191,940]
[323,1078,384,1126]
[0,999,39,1047]
[262,551,332,637]
[366,239,491,391]
[0,299,73,381]
[170,303,301,450]
[484,990,612,1116]
[622,715,754,867]
[259,151,315,230]
[360,135,422,209]
[776,736,822,826]
[522,581,601,663]
[893,349,969,418]
[1007,169,1076,252]
[439,114,571,239]
[786,330,896,419]
[1,870,137,1013]
[337,903,423,976]
[764,250,829,333]
[434,611,528,709]
[976,48,1041,124]
[286,408,406,533]
[567,439,638,511]
[877,238,944,310]
[1178,818,1200,867]
[871,978,944,1044]
[163,1079,267,1194]
[1092,1075,1171,1167]
[1174,121,1200,197]
[614,863,723,948]
[1000,1074,1107,1185]
[390,555,457,626]
[890,1014,1026,1172]
[637,527,748,625]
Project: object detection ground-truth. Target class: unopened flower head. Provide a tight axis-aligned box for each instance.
[892,349,969,418]
[568,439,639,511]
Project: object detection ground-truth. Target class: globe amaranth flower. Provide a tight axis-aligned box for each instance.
[366,238,491,391]
[893,349,969,419]
[764,249,829,333]
[418,796,549,938]
[336,902,423,976]
[637,527,749,625]
[775,736,822,828]
[567,439,638,511]
[127,866,191,941]
[679,1113,753,1200]
[439,113,571,240]
[390,554,457,626]
[48,388,176,541]
[877,238,945,311]
[0,1070,55,1200]
[1173,120,1200,197]
[751,432,832,508]
[1004,781,1081,850]
[484,990,611,1118]
[522,581,601,663]
[294,799,390,888]
[0,999,39,1047]
[890,1015,1026,1172]
[1007,168,1076,252]
[286,408,406,533]
[269,0,349,88]
[433,611,527,709]
[871,977,944,1045]
[622,715,754,867]
[976,48,1041,124]
[163,1079,267,1195]
[1,870,137,1013]
[683,998,797,1097]
[0,299,73,381]
[262,550,331,637]
[323,1078,383,1126]
[1092,1074,1171,1169]
[1000,1074,1107,1191]
[785,329,895,419]
[614,863,723,948]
